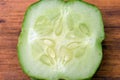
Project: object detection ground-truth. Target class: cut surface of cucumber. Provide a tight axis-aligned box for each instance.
[17,0,105,80]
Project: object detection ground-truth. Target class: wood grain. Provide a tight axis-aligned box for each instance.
[0,0,120,80]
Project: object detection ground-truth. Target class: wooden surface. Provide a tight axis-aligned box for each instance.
[0,0,120,80]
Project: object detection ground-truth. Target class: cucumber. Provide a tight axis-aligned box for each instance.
[17,0,105,80]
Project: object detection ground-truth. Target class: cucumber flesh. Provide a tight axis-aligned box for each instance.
[18,0,105,80]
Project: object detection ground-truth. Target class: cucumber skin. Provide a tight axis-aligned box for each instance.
[31,77,92,80]
[17,0,105,80]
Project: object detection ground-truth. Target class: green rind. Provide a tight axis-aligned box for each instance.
[30,77,91,80]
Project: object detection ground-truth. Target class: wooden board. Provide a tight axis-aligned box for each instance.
[0,0,120,80]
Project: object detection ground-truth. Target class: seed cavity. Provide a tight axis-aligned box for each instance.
[35,16,49,28]
[74,47,86,58]
[47,47,56,58]
[34,16,53,35]
[42,39,55,47]
[79,23,89,35]
[55,25,63,36]
[40,55,52,66]
[74,46,87,58]
[55,17,63,36]
[67,42,81,49]
[60,48,73,64]
[63,52,72,64]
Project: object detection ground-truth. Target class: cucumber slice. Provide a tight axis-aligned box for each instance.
[17,0,105,80]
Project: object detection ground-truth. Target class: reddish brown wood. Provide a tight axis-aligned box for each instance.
[0,0,120,80]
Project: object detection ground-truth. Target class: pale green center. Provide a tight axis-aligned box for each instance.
[29,6,92,67]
